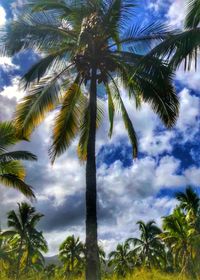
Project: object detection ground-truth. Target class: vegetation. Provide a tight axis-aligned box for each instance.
[0,122,37,198]
[0,1,180,279]
[0,187,200,279]
[0,0,199,279]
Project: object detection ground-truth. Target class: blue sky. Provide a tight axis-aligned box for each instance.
[0,0,199,255]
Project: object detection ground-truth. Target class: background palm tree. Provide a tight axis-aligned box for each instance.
[59,235,84,278]
[160,207,195,276]
[108,241,134,277]
[128,220,165,269]
[0,122,37,198]
[2,202,47,279]
[1,1,179,279]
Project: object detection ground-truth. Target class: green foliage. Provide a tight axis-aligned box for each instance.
[0,121,37,198]
[0,0,179,162]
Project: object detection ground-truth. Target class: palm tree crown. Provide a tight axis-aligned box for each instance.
[128,220,165,269]
[0,0,179,160]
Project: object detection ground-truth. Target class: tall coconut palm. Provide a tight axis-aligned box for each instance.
[1,1,179,279]
[151,0,200,70]
[59,235,84,278]
[128,220,165,269]
[2,202,47,279]
[0,122,36,198]
[108,241,134,277]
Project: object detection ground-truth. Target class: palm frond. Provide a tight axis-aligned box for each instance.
[77,97,104,161]
[150,29,200,70]
[15,74,62,138]
[185,0,200,28]
[0,151,37,162]
[106,84,115,138]
[50,77,82,163]
[0,122,17,152]
[0,174,35,198]
[108,76,138,158]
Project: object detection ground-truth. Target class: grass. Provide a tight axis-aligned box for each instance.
[0,270,192,280]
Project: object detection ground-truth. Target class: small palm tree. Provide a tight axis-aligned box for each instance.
[1,1,179,279]
[2,202,47,280]
[59,235,84,278]
[108,241,134,277]
[128,220,165,269]
[160,208,195,276]
[0,122,37,198]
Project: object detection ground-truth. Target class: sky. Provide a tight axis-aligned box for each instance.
[0,0,199,256]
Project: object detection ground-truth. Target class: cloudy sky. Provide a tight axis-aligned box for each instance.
[0,0,200,256]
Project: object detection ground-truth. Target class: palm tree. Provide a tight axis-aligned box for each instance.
[160,208,197,276]
[1,1,179,279]
[176,186,200,219]
[151,0,200,70]
[2,202,47,279]
[59,235,84,278]
[0,122,37,198]
[128,220,165,269]
[108,241,134,277]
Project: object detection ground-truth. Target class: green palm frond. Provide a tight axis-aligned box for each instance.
[0,174,35,198]
[0,122,17,152]
[106,84,115,138]
[0,151,37,162]
[115,51,179,127]
[185,0,200,28]
[15,75,62,138]
[22,50,74,88]
[1,14,76,56]
[77,97,104,161]
[150,29,200,70]
[28,0,72,14]
[50,78,82,162]
[108,77,138,158]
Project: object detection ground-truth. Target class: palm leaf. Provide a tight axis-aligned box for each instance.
[0,151,37,162]
[108,77,138,158]
[0,174,35,198]
[50,77,82,162]
[185,0,200,28]
[15,75,62,138]
[77,97,104,161]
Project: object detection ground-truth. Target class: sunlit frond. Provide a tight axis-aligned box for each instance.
[50,77,83,162]
[0,174,35,198]
[15,75,62,138]
[77,97,104,161]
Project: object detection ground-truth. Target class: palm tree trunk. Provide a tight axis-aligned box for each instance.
[16,239,23,280]
[85,65,100,280]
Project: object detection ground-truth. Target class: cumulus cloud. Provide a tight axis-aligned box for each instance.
[0,6,6,26]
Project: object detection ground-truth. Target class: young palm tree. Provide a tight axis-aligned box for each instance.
[176,186,200,222]
[0,122,36,198]
[108,241,134,277]
[160,208,196,276]
[2,202,47,279]
[151,0,200,70]
[59,235,84,278]
[128,220,165,269]
[1,1,179,279]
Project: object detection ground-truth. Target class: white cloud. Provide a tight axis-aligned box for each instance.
[0,57,20,72]
[0,77,25,102]
[167,0,186,28]
[0,6,6,26]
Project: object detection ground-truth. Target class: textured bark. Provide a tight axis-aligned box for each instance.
[85,66,100,280]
